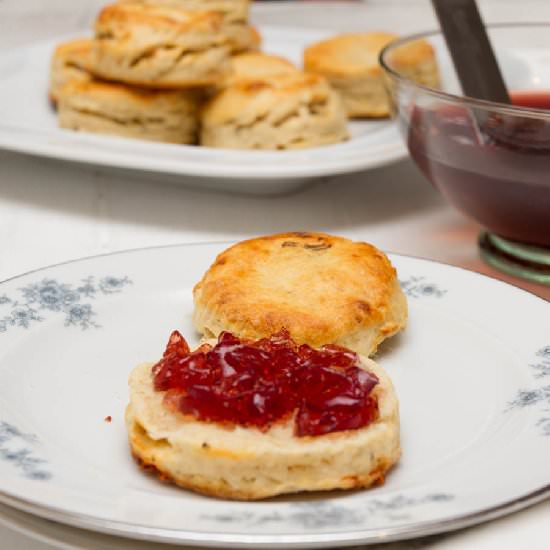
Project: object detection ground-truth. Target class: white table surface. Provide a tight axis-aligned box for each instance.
[0,0,549,548]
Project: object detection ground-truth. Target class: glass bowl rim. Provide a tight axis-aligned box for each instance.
[379,21,550,119]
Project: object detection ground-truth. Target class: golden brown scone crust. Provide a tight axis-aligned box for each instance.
[222,51,298,87]
[92,3,231,88]
[126,353,400,500]
[384,37,441,89]
[304,33,439,118]
[49,38,94,105]
[200,73,349,149]
[222,23,261,53]
[193,232,407,356]
[116,1,257,53]
[304,32,398,78]
[118,0,250,24]
[58,79,201,143]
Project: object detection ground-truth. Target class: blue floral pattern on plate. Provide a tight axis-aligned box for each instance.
[0,422,51,481]
[400,277,447,298]
[0,276,131,332]
[532,346,550,379]
[0,276,131,480]
[508,346,550,436]
[202,493,454,528]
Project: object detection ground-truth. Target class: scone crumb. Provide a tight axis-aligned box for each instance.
[104,415,112,423]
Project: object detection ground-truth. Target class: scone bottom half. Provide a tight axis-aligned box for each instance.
[193,232,408,357]
[127,329,401,500]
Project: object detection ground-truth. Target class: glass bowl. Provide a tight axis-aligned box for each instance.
[380,23,550,285]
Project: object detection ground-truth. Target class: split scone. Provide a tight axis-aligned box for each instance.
[92,3,231,88]
[126,330,400,500]
[193,232,407,357]
[49,38,93,105]
[200,72,349,149]
[304,32,440,118]
[58,80,200,143]
[222,51,299,88]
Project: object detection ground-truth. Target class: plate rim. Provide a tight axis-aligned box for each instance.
[0,241,549,547]
[0,484,548,548]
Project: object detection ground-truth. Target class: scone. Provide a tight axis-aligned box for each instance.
[304,32,440,118]
[222,51,298,87]
[118,0,250,24]
[200,72,349,149]
[126,330,400,500]
[49,38,93,105]
[92,3,231,88]
[58,80,200,143]
[193,232,407,356]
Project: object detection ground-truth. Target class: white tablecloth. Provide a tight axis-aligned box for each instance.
[0,1,548,548]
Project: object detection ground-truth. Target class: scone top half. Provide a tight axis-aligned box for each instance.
[221,52,299,88]
[97,3,227,42]
[117,0,250,24]
[94,3,230,80]
[51,38,94,71]
[193,232,407,357]
[304,32,440,90]
[304,32,399,78]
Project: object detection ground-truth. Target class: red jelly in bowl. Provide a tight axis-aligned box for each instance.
[512,91,550,110]
[407,91,550,247]
[152,330,379,437]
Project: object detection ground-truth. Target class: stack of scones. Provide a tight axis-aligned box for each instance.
[49,2,439,150]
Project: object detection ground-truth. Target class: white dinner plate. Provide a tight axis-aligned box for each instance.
[0,26,406,194]
[0,243,549,548]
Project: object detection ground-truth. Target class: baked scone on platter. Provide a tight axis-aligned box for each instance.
[126,330,400,500]
[49,38,94,105]
[304,32,439,118]
[193,232,407,356]
[200,72,349,149]
[92,3,231,88]
[58,79,200,143]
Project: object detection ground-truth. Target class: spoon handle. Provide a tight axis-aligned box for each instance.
[432,0,510,103]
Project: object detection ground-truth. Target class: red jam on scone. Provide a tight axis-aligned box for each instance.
[152,330,379,436]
